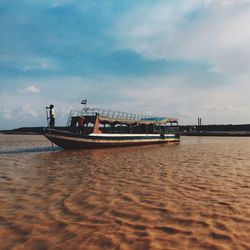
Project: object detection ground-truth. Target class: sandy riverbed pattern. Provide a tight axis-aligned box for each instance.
[0,135,249,249]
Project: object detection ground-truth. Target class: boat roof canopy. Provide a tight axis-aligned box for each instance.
[68,107,178,125]
[98,116,176,125]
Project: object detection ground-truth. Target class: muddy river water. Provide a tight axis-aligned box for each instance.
[0,135,249,249]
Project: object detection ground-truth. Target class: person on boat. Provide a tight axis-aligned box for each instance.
[77,116,85,134]
[48,104,56,127]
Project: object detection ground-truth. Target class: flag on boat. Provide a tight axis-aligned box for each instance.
[81,99,87,105]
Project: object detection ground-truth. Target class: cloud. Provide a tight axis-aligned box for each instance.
[0,108,12,120]
[0,53,60,82]
[21,60,59,72]
[1,0,250,128]
[23,85,41,93]
[0,102,40,128]
[19,104,38,117]
[0,84,62,129]
[1,74,250,129]
[113,0,250,78]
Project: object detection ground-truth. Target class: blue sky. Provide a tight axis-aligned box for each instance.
[1,0,250,129]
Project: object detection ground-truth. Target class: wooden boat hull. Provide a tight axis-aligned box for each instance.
[43,129,180,149]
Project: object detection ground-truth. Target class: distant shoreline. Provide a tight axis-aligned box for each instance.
[1,132,41,135]
[0,127,43,135]
[180,123,250,136]
[181,131,250,137]
[1,125,250,137]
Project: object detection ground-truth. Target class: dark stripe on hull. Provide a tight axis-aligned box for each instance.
[44,129,177,140]
[43,129,180,149]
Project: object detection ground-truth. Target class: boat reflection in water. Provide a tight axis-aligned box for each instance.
[43,106,180,149]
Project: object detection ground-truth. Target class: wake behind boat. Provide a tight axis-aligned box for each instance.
[43,106,180,149]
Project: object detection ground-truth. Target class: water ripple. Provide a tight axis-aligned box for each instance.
[0,135,250,249]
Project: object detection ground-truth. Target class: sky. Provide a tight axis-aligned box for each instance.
[1,0,250,129]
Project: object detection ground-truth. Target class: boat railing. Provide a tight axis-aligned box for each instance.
[67,107,175,126]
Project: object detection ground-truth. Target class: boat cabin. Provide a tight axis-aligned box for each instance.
[67,107,178,135]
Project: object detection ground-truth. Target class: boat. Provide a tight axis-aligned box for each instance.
[43,106,180,149]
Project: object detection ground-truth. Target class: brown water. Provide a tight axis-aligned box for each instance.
[0,135,250,250]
